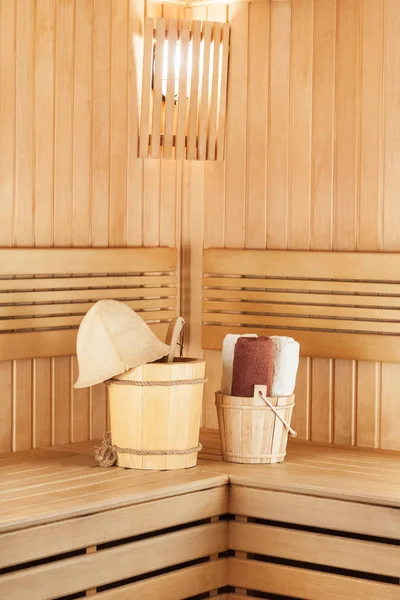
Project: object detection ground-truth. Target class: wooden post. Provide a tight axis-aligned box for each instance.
[86,545,97,596]
[234,516,248,596]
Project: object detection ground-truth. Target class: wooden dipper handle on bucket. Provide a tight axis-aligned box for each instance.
[164,316,185,363]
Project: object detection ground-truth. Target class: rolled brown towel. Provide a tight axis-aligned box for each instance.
[231,336,274,397]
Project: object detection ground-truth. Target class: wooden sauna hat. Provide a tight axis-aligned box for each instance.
[74,299,171,388]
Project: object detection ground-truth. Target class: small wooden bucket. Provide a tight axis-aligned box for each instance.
[215,385,296,464]
[108,358,206,470]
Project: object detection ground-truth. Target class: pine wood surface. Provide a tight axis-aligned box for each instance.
[198,428,400,508]
[228,558,400,600]
[0,444,228,534]
[1,0,400,456]
[1,427,398,540]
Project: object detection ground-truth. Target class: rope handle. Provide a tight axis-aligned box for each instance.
[104,377,207,387]
[259,391,297,438]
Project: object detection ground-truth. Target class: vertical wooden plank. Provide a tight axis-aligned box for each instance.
[356,0,384,450]
[92,0,111,247]
[204,3,226,249]
[54,0,74,247]
[127,0,144,246]
[357,361,380,448]
[33,358,51,448]
[266,0,290,250]
[53,356,71,445]
[35,0,55,247]
[151,17,166,159]
[71,0,92,447]
[203,4,229,428]
[71,357,89,442]
[188,161,205,357]
[311,358,333,443]
[0,362,12,453]
[15,0,34,247]
[72,0,93,247]
[13,360,32,451]
[224,3,248,248]
[380,0,400,455]
[163,18,177,159]
[143,159,161,246]
[0,1,15,452]
[382,0,400,251]
[138,17,154,159]
[175,19,190,159]
[0,0,16,247]
[143,3,162,248]
[291,357,310,441]
[310,0,336,251]
[334,360,356,445]
[207,22,222,161]
[381,363,400,450]
[204,161,225,248]
[52,0,74,447]
[160,161,176,247]
[216,23,229,161]
[331,0,360,447]
[109,0,128,247]
[333,0,359,251]
[197,21,212,160]
[288,0,313,250]
[358,0,384,251]
[187,19,201,160]
[245,1,269,250]
[91,384,107,439]
[33,1,55,451]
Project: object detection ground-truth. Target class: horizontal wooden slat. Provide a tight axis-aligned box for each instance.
[203,248,400,281]
[228,558,400,600]
[0,274,177,291]
[0,322,170,361]
[0,298,176,318]
[0,286,176,304]
[95,560,228,600]
[92,559,228,600]
[203,276,400,295]
[202,325,400,363]
[203,311,400,334]
[229,486,400,537]
[203,287,400,308]
[0,486,228,568]
[0,522,227,600]
[0,310,175,332]
[229,521,400,578]
[203,299,400,321]
[0,247,177,276]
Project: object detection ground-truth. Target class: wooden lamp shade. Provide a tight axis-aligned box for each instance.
[139,17,230,161]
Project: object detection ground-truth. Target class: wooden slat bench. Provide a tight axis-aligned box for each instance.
[1,431,399,599]
[0,445,229,600]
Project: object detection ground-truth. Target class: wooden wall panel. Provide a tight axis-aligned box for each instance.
[198,0,400,451]
[1,0,400,452]
[0,0,166,452]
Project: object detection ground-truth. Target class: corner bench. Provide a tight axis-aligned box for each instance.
[1,431,399,600]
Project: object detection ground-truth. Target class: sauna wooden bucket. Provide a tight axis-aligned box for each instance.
[108,358,206,470]
[215,387,296,464]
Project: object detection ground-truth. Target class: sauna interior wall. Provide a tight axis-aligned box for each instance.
[1,0,400,452]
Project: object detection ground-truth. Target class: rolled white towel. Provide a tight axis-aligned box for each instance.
[221,333,257,395]
[270,336,300,397]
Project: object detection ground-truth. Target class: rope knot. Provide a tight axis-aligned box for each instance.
[95,432,118,467]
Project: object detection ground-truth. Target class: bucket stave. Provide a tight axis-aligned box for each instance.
[215,391,295,464]
[108,358,205,470]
